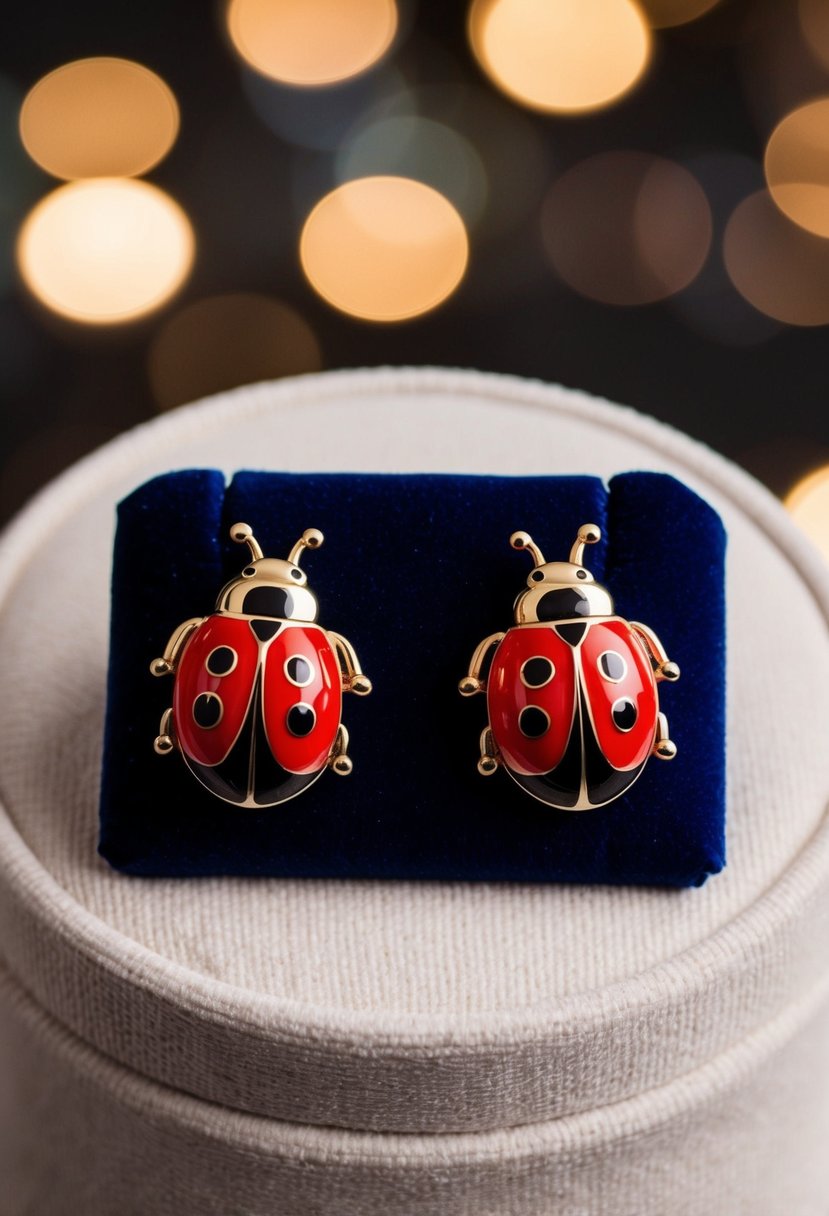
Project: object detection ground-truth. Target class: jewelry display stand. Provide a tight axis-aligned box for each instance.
[0,367,827,1214]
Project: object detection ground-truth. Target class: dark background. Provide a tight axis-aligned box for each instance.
[2,0,827,523]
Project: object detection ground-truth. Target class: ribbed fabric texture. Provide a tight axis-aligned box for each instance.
[99,469,725,885]
[0,370,828,1213]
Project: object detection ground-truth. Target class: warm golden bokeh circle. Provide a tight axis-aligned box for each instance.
[541,152,711,305]
[19,58,179,180]
[300,176,469,322]
[468,0,651,115]
[765,99,829,238]
[149,294,323,410]
[799,0,829,71]
[786,465,829,562]
[17,179,194,325]
[637,0,721,28]
[227,0,398,86]
[723,189,829,327]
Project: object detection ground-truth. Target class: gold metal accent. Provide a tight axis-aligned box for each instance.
[510,531,546,566]
[327,629,372,695]
[519,656,555,688]
[459,631,505,695]
[283,654,315,687]
[477,726,500,775]
[596,649,627,683]
[569,523,601,566]
[288,528,324,566]
[154,707,175,755]
[230,522,264,561]
[193,691,223,729]
[330,723,353,775]
[206,645,238,677]
[610,696,636,733]
[152,522,371,804]
[150,616,204,677]
[510,523,614,624]
[654,711,677,759]
[461,517,680,810]
[519,704,551,737]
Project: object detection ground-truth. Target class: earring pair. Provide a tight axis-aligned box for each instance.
[151,521,678,811]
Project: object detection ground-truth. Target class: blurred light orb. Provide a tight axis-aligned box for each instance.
[765,99,829,238]
[149,294,322,410]
[227,0,398,86]
[337,116,488,225]
[637,0,720,28]
[723,189,829,327]
[786,465,829,563]
[468,0,651,115]
[19,58,178,180]
[541,152,712,305]
[17,179,194,325]
[800,0,829,71]
[300,176,468,321]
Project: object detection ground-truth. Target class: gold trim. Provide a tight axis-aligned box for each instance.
[518,704,551,738]
[192,690,224,730]
[283,654,315,687]
[611,696,637,733]
[206,645,238,677]
[519,656,555,688]
[597,649,627,683]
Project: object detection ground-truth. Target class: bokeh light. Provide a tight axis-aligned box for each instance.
[243,62,404,151]
[786,465,829,562]
[765,99,829,238]
[468,0,651,115]
[669,151,780,347]
[227,0,398,86]
[799,0,829,71]
[335,81,550,239]
[337,115,488,225]
[638,0,721,28]
[300,176,468,321]
[541,152,711,306]
[17,179,194,325]
[19,58,178,180]
[723,189,829,327]
[149,294,322,410]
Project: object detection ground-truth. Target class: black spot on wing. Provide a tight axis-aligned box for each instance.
[287,703,316,737]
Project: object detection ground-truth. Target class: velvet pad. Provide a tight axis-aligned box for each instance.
[99,470,726,886]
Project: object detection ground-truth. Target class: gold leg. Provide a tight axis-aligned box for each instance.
[459,632,505,696]
[330,724,353,776]
[477,726,500,776]
[654,711,677,760]
[154,707,175,755]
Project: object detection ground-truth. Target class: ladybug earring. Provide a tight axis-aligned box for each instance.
[458,524,679,811]
[151,522,371,808]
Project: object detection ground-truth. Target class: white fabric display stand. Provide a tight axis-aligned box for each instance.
[1,367,828,1215]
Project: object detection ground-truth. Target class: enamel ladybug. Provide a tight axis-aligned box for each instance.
[459,524,679,811]
[151,522,371,808]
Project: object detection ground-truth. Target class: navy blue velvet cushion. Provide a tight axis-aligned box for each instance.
[99,470,726,886]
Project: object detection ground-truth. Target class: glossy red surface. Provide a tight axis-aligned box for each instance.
[174,614,260,766]
[262,624,341,774]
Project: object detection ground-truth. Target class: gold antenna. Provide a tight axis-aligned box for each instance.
[230,522,264,562]
[288,528,324,566]
[510,531,546,567]
[569,523,601,566]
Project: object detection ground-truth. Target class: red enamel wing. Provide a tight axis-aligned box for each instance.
[151,523,371,808]
[460,524,679,811]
